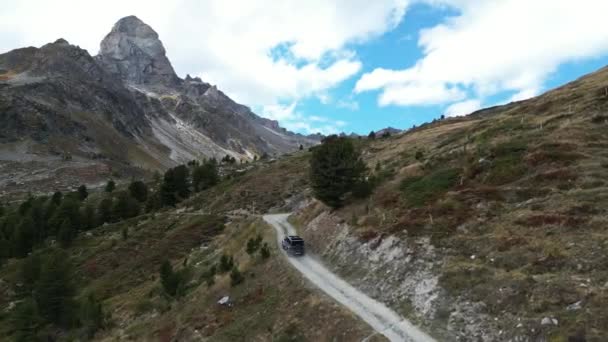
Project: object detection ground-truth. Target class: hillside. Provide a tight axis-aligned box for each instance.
[0,16,318,198]
[0,63,607,341]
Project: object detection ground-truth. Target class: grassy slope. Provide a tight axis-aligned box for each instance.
[0,157,383,341]
[304,66,608,341]
[2,65,607,341]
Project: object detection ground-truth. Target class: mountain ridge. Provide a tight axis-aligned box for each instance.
[0,16,320,195]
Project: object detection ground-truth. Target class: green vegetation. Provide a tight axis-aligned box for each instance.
[310,136,368,208]
[400,168,461,206]
[192,159,219,192]
[246,234,263,255]
[104,179,115,193]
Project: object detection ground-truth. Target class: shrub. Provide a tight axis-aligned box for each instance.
[415,150,424,161]
[260,243,271,259]
[400,168,461,206]
[219,254,234,273]
[230,266,244,286]
[246,234,263,255]
[160,260,179,297]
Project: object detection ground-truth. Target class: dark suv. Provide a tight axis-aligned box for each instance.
[282,235,305,256]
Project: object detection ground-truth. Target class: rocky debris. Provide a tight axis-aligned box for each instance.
[295,202,504,341]
[541,317,558,326]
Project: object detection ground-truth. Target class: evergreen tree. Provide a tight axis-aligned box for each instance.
[11,298,42,342]
[160,165,191,206]
[19,253,41,295]
[29,198,46,244]
[12,216,35,258]
[49,197,81,236]
[219,254,234,273]
[192,160,219,192]
[18,196,34,216]
[260,243,271,259]
[173,165,191,199]
[0,203,4,217]
[299,144,304,151]
[81,204,96,230]
[77,185,88,201]
[309,136,367,208]
[128,180,148,203]
[79,293,104,338]
[160,260,179,297]
[145,191,162,213]
[160,168,178,207]
[58,219,75,248]
[34,249,75,327]
[105,180,115,193]
[368,131,376,139]
[51,191,63,206]
[97,198,113,225]
[112,192,140,221]
[230,266,244,286]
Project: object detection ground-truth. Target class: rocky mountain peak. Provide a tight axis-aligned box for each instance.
[97,15,180,87]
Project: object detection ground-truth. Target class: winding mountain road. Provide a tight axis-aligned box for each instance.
[263,214,435,342]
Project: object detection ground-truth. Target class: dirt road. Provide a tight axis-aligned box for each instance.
[263,214,435,342]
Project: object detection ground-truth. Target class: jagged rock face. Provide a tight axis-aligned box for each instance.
[0,15,320,193]
[97,16,180,87]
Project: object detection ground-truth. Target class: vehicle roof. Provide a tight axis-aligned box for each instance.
[288,235,304,240]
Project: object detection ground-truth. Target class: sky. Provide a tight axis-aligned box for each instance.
[2,0,608,135]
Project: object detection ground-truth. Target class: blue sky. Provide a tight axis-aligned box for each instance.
[271,1,608,135]
[2,1,608,135]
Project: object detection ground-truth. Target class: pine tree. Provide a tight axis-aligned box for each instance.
[368,131,376,139]
[11,298,42,342]
[49,197,81,236]
[81,204,96,230]
[112,192,140,221]
[77,185,88,201]
[230,266,244,286]
[260,243,271,259]
[160,168,178,207]
[58,219,75,248]
[160,260,179,297]
[51,191,63,205]
[13,216,35,258]
[35,249,75,327]
[128,180,148,203]
[105,180,115,193]
[19,253,41,296]
[192,160,219,192]
[219,254,234,273]
[310,136,367,208]
[79,293,104,337]
[173,165,191,199]
[97,198,113,225]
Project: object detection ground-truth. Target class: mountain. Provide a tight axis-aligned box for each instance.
[0,16,318,195]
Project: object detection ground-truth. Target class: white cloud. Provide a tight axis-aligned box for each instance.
[356,0,608,107]
[261,103,346,135]
[0,0,408,114]
[379,82,465,106]
[444,99,481,117]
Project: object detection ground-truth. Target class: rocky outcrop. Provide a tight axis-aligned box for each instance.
[0,15,320,191]
[97,15,180,87]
